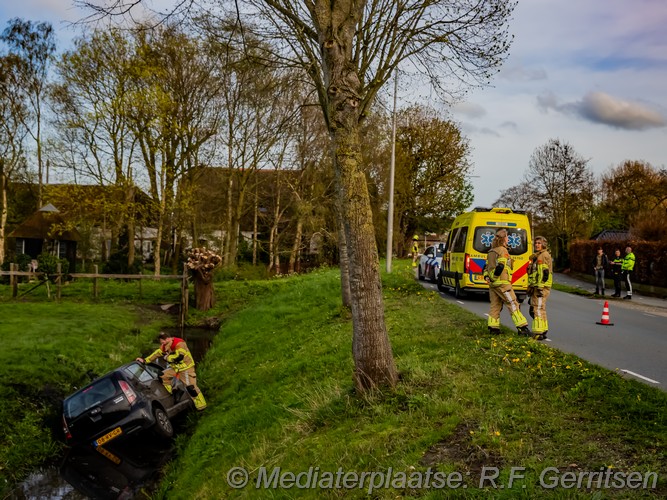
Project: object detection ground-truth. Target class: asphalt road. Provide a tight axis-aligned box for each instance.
[418,273,667,392]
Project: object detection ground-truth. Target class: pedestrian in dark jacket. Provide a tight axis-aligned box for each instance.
[593,247,609,295]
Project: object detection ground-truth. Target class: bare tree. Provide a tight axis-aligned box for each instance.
[50,28,140,265]
[0,54,29,265]
[126,25,225,275]
[523,139,594,267]
[493,182,536,213]
[1,19,56,208]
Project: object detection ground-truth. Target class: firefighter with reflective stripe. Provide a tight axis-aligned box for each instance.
[527,236,553,340]
[621,246,635,300]
[411,235,420,267]
[137,332,207,410]
[483,228,531,336]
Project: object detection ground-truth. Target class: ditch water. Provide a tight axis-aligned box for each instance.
[8,327,216,500]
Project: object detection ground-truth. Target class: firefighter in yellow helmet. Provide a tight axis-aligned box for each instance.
[411,235,420,268]
[137,332,207,410]
[483,228,531,336]
[527,236,553,340]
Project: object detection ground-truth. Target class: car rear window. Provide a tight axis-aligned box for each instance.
[64,377,118,419]
[473,227,529,256]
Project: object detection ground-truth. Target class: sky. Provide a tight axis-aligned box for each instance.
[1,0,666,207]
[448,0,667,206]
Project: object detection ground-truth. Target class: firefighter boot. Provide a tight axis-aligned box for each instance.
[517,325,531,337]
[487,316,501,335]
[193,392,207,411]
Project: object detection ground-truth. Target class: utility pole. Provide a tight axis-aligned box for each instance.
[386,70,398,273]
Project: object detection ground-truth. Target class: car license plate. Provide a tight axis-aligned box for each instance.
[96,446,122,464]
[94,426,123,447]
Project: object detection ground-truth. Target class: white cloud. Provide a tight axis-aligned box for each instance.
[537,91,666,131]
[451,102,486,119]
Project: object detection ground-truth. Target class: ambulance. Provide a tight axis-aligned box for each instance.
[437,207,532,301]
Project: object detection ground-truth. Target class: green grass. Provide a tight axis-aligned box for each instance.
[1,263,665,498]
[155,263,666,499]
[0,273,279,494]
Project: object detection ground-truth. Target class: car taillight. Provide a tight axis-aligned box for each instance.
[119,380,137,405]
[464,253,470,273]
[62,415,72,441]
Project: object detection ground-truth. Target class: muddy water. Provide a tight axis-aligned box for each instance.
[9,327,216,499]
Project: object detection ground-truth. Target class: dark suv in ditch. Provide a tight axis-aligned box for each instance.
[62,361,192,447]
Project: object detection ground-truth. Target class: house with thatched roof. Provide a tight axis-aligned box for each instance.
[8,203,81,271]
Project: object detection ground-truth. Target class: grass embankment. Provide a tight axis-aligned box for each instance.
[155,264,666,499]
[1,264,665,498]
[0,275,276,496]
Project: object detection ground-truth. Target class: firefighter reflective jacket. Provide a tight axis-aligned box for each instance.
[622,252,635,272]
[484,246,512,286]
[528,249,553,288]
[145,337,195,372]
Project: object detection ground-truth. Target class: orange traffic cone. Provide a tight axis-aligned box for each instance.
[596,300,614,326]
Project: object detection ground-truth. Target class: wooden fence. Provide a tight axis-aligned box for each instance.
[1,263,190,327]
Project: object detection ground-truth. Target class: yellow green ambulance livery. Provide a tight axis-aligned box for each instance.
[437,207,532,301]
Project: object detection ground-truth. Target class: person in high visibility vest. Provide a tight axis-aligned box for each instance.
[137,332,207,410]
[622,246,636,300]
[610,249,623,297]
[411,235,420,267]
[527,236,553,340]
[483,228,531,336]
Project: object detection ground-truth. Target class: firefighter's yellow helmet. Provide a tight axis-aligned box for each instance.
[413,235,419,240]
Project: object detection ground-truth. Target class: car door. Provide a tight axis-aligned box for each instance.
[123,362,173,411]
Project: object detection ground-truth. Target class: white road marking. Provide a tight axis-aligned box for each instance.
[643,313,656,318]
[457,300,465,305]
[621,370,660,384]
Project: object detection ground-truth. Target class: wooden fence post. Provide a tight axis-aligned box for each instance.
[93,265,99,300]
[180,263,189,329]
[56,263,62,300]
[11,263,18,298]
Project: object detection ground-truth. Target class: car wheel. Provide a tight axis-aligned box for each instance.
[517,294,525,304]
[418,265,425,281]
[437,273,447,292]
[153,407,173,438]
[454,278,465,299]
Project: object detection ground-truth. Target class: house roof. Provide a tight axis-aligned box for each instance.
[7,204,82,241]
[592,230,631,241]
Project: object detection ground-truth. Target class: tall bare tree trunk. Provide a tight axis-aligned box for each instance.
[288,218,303,273]
[313,2,398,391]
[126,186,136,267]
[253,183,258,265]
[223,173,233,267]
[0,172,7,265]
[333,123,397,390]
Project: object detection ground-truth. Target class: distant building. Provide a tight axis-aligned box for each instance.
[8,204,81,271]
